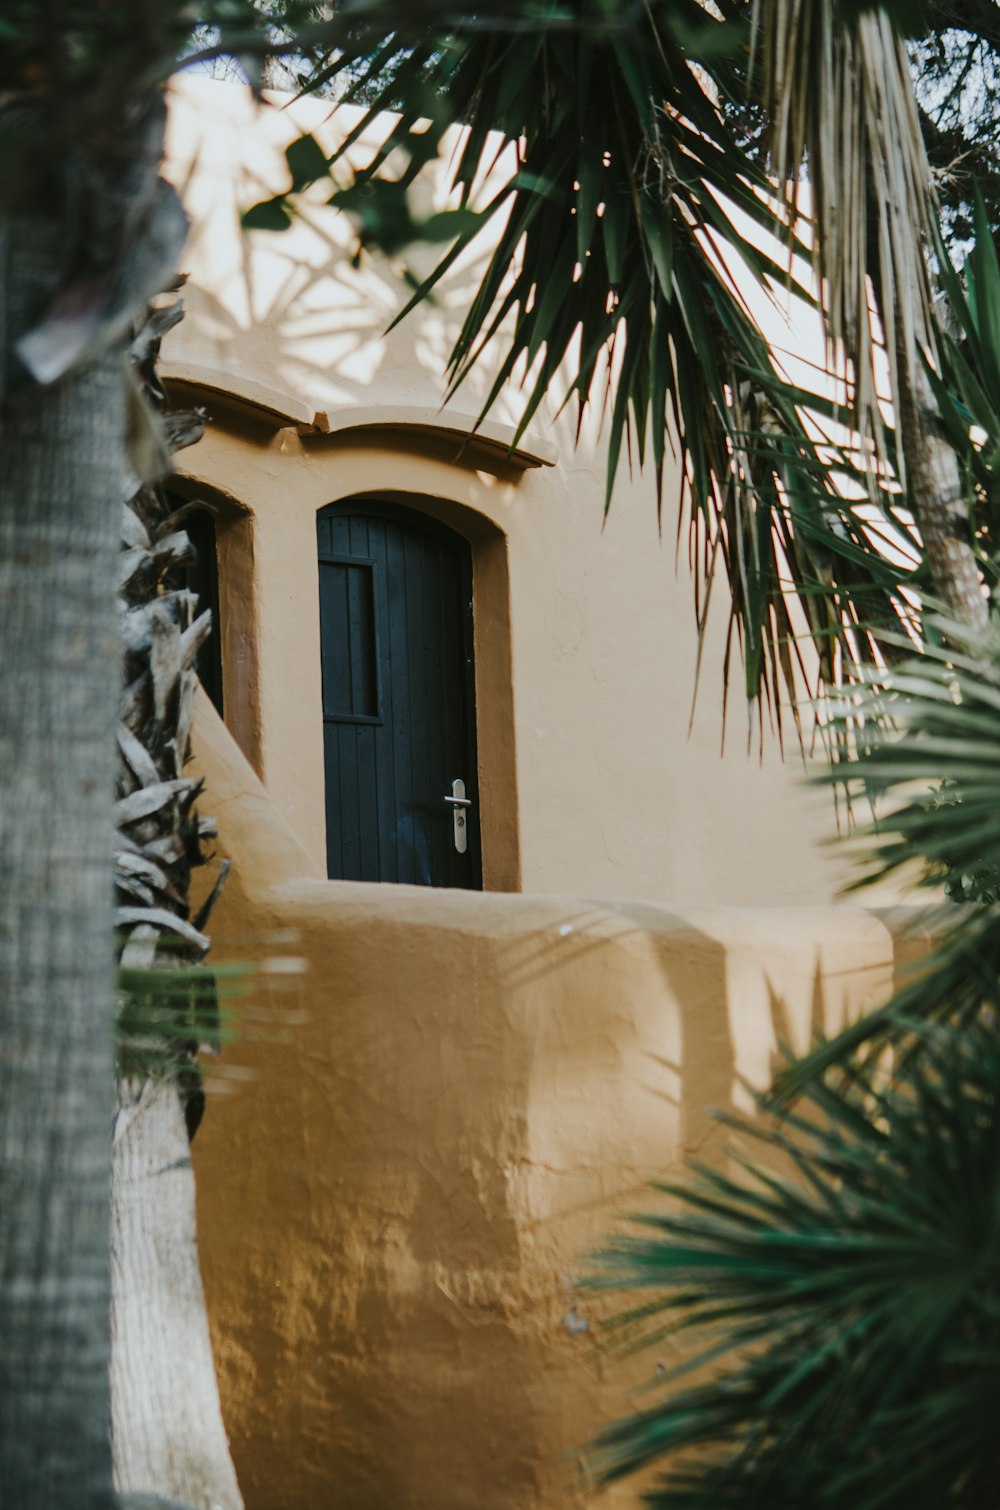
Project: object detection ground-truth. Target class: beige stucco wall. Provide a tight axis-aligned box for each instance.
[162,74,917,1510]
[190,701,898,1510]
[163,75,844,908]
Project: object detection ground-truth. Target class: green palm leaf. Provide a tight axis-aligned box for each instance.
[775,611,1000,1093]
[295,3,923,723]
[585,1012,1000,1507]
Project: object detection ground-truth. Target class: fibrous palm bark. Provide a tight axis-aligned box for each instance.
[1,83,239,1504]
[894,351,987,626]
[0,213,122,1510]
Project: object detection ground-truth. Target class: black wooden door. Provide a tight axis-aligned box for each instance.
[317,501,481,887]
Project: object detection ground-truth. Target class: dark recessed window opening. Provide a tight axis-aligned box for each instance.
[165,493,224,718]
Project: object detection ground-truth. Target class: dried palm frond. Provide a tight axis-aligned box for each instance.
[757,0,937,451]
[115,293,229,1138]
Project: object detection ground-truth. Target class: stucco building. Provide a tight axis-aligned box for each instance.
[165,76,904,1510]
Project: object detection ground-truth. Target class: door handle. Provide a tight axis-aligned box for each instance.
[445,778,471,853]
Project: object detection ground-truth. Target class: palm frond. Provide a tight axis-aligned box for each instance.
[769,612,1000,1093]
[115,958,247,1084]
[585,1010,1000,1507]
[757,0,938,448]
[116,296,232,1129]
[292,5,929,724]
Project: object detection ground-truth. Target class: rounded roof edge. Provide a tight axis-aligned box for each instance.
[161,359,557,473]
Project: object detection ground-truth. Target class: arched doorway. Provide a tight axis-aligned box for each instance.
[317,500,482,888]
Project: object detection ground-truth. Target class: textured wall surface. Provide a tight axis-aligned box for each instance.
[163,75,847,910]
[165,74,910,1510]
[190,703,899,1510]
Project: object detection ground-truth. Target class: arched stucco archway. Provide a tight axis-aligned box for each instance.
[173,400,521,888]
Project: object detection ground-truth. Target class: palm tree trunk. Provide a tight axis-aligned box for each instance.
[110,1081,242,1510]
[894,342,988,627]
[0,218,240,1510]
[0,214,121,1510]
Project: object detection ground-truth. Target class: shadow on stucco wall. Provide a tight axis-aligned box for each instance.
[188,703,895,1510]
[187,703,721,1510]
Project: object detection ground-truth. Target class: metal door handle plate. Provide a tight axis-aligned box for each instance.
[446,779,471,853]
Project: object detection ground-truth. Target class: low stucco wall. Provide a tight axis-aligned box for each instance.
[190,701,900,1510]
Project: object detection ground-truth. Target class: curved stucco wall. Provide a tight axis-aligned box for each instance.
[163,74,847,910]
[190,701,897,1510]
